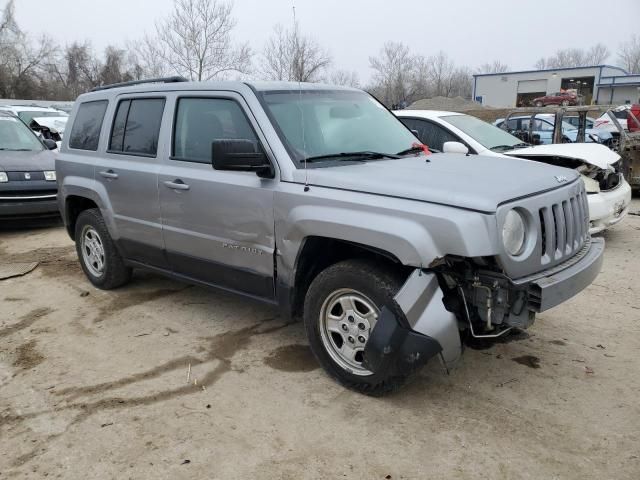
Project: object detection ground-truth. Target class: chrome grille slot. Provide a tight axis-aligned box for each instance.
[539,190,588,264]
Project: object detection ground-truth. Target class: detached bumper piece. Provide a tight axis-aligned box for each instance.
[514,237,605,312]
[362,306,442,377]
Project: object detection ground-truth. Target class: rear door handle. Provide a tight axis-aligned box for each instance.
[99,170,119,179]
[163,179,190,191]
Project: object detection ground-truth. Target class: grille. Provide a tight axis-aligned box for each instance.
[538,189,588,264]
[6,171,45,181]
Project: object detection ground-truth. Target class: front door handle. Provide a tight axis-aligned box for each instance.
[163,179,190,191]
[99,170,118,179]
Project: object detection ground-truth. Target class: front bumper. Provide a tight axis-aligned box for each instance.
[0,194,59,218]
[587,179,632,234]
[512,237,604,312]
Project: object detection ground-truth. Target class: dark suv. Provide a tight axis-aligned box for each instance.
[0,111,59,218]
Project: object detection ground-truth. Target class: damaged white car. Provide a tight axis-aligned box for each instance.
[395,110,632,234]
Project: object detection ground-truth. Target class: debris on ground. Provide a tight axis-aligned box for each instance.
[585,366,595,375]
[0,262,39,280]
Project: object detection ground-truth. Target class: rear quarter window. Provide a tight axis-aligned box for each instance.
[68,100,108,151]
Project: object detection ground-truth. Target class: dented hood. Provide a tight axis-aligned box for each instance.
[292,153,579,213]
[503,143,620,170]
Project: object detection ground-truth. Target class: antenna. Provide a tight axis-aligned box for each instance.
[292,0,309,191]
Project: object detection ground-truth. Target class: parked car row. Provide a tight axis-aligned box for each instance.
[395,110,631,234]
[0,105,68,148]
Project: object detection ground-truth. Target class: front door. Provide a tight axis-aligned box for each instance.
[158,93,276,301]
[94,96,168,267]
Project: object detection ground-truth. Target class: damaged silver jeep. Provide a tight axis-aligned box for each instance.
[57,79,604,395]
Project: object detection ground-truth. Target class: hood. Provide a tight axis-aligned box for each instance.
[292,153,579,213]
[0,149,56,171]
[31,116,67,133]
[503,143,620,170]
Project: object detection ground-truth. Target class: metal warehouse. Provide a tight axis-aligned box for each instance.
[473,65,640,107]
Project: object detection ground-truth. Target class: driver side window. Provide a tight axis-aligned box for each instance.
[400,118,458,152]
[173,97,260,164]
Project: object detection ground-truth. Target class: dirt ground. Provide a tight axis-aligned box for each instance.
[1,201,639,480]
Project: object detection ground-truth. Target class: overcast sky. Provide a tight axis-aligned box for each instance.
[13,0,640,82]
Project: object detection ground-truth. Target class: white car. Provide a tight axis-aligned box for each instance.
[0,105,68,148]
[593,105,630,132]
[395,110,632,234]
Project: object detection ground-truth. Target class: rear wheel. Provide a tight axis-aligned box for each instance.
[75,208,132,289]
[535,101,543,107]
[304,259,416,395]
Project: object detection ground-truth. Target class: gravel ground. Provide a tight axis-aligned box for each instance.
[1,199,639,479]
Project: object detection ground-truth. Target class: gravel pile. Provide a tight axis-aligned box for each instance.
[407,96,489,112]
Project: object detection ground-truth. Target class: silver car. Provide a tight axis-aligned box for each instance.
[57,79,604,395]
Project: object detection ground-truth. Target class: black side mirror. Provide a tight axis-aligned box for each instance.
[43,138,57,150]
[211,139,273,178]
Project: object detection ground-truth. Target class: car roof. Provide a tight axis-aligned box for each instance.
[0,105,61,112]
[393,110,465,119]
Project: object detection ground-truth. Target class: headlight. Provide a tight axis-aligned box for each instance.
[0,172,7,183]
[44,170,56,181]
[502,209,526,256]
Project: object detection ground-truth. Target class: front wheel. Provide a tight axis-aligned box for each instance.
[535,101,543,107]
[75,208,132,289]
[304,259,416,395]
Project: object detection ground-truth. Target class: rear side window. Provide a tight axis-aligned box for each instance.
[69,100,108,151]
[173,98,259,163]
[109,98,165,156]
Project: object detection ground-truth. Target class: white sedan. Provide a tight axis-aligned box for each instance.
[394,109,632,234]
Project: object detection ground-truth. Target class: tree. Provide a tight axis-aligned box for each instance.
[329,69,360,87]
[618,35,640,73]
[369,41,416,106]
[477,60,509,74]
[261,23,331,82]
[534,43,610,69]
[128,35,170,79]
[155,0,251,81]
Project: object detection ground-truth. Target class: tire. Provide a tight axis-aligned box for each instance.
[535,101,543,107]
[303,259,415,396]
[561,100,569,106]
[74,208,132,289]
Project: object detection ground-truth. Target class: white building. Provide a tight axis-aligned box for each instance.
[472,65,640,107]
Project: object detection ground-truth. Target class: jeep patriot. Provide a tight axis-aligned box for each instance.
[57,77,604,394]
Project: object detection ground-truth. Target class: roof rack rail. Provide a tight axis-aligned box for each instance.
[91,76,189,92]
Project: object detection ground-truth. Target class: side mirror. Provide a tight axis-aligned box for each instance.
[43,138,57,150]
[211,139,273,178]
[442,141,469,155]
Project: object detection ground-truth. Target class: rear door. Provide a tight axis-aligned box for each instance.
[94,96,168,267]
[158,92,277,301]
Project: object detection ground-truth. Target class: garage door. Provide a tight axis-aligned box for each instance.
[517,79,548,94]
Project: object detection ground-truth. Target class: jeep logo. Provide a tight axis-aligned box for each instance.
[24,172,31,180]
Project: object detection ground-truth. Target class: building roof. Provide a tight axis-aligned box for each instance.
[473,64,628,78]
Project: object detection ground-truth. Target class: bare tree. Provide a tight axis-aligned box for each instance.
[618,35,640,73]
[329,69,360,87]
[476,60,509,74]
[427,51,455,96]
[261,23,331,82]
[128,35,170,79]
[534,43,610,69]
[155,0,251,81]
[369,41,415,106]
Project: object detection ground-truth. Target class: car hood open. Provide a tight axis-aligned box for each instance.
[291,153,578,213]
[502,143,620,170]
[31,116,68,133]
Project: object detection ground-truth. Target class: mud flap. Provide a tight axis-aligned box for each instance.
[362,306,442,377]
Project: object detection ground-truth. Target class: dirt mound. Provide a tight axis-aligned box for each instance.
[407,96,489,112]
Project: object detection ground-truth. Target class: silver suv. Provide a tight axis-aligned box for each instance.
[57,78,604,395]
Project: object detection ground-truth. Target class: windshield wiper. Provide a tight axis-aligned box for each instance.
[396,146,426,156]
[490,144,526,152]
[302,151,400,163]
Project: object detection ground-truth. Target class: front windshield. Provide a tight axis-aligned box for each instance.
[442,114,525,150]
[18,110,67,124]
[259,90,417,164]
[0,117,44,151]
